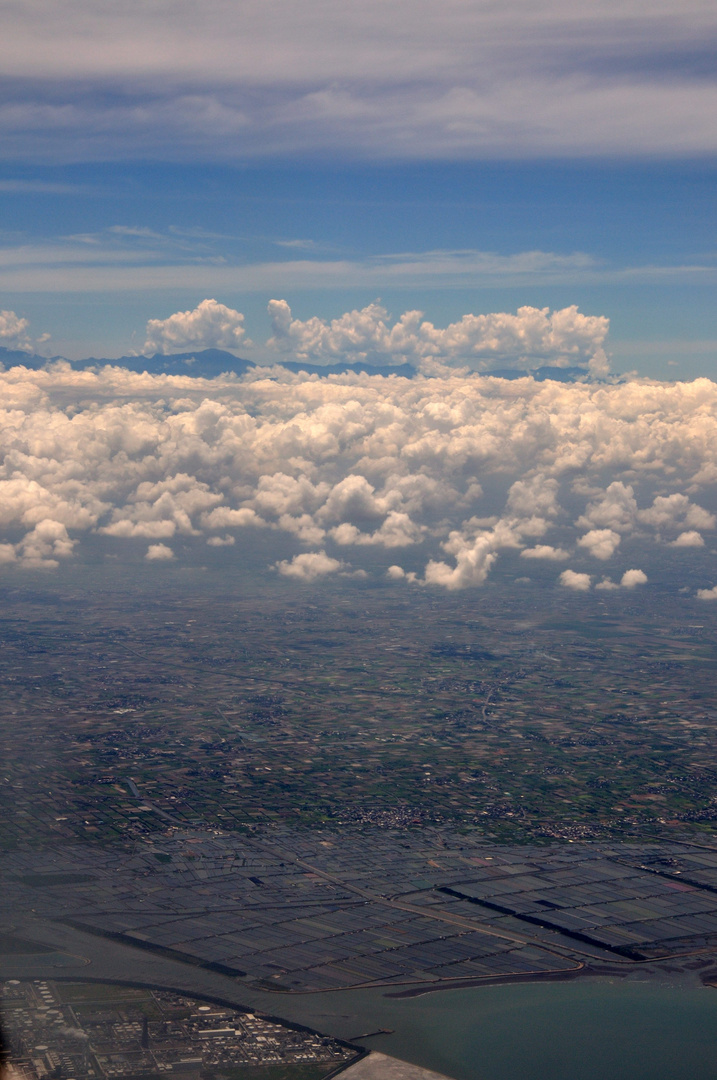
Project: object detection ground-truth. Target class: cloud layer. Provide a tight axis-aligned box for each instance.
[2,0,717,161]
[0,359,715,594]
[0,238,712,297]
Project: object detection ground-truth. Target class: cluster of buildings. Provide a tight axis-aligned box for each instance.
[2,980,355,1080]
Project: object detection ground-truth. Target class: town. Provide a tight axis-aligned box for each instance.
[3,980,356,1080]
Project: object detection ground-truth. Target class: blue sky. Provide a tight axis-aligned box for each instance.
[1,0,716,377]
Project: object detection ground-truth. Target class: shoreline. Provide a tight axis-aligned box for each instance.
[384,959,717,999]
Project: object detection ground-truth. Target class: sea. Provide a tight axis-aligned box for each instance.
[248,977,717,1080]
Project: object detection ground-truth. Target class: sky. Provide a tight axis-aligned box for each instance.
[1,1,717,592]
[0,0,716,377]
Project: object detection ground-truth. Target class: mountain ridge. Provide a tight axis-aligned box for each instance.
[0,346,591,382]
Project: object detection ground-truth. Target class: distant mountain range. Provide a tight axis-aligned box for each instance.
[0,346,590,382]
[0,347,256,377]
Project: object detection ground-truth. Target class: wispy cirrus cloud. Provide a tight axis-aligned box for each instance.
[0,231,715,294]
[0,179,88,193]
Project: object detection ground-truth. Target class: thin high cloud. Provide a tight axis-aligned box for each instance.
[1,1,716,161]
[0,361,714,600]
[0,236,715,294]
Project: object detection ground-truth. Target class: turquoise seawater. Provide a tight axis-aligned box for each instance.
[252,978,717,1080]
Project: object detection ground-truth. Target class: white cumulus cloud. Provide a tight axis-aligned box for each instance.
[207,533,235,546]
[0,309,33,352]
[145,543,175,560]
[275,550,345,581]
[577,528,621,560]
[620,568,647,588]
[423,530,500,590]
[671,530,704,547]
[521,545,570,561]
[144,299,248,354]
[20,519,75,568]
[578,483,638,534]
[0,362,713,593]
[597,568,648,590]
[578,485,716,541]
[267,300,609,373]
[559,570,592,591]
[638,494,716,534]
